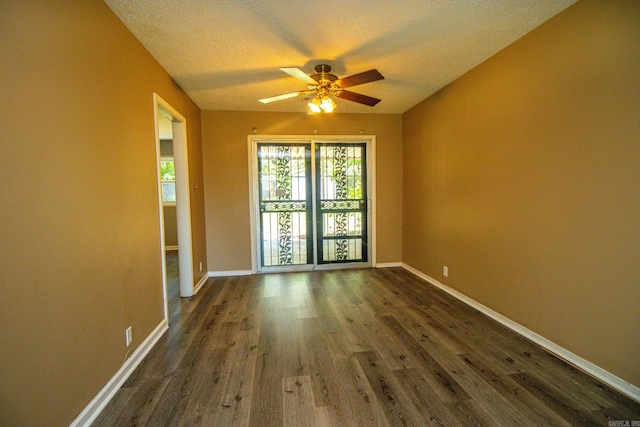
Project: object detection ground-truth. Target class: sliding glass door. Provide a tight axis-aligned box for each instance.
[256,141,369,271]
[316,143,367,264]
[258,144,312,267]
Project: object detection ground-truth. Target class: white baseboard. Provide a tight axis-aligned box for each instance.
[208,270,253,277]
[375,262,402,268]
[400,263,640,404]
[193,273,209,295]
[164,245,178,251]
[70,319,169,427]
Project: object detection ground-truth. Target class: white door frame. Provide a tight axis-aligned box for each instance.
[154,94,195,321]
[247,135,377,274]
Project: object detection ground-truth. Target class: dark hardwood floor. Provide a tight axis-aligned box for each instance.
[165,250,181,324]
[93,267,640,426]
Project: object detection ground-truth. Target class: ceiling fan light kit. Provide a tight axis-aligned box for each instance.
[308,88,337,114]
[259,64,384,113]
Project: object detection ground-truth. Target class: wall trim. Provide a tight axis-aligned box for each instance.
[70,319,169,427]
[164,245,178,251]
[193,273,209,295]
[208,270,253,277]
[376,262,402,268]
[400,263,640,404]
[153,93,195,298]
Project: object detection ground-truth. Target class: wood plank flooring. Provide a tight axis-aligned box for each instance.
[93,267,640,426]
[165,251,180,323]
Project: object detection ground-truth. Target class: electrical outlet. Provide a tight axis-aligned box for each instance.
[443,266,449,277]
[126,326,133,347]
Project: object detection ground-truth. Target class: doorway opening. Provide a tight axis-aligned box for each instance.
[154,94,194,322]
[249,137,376,273]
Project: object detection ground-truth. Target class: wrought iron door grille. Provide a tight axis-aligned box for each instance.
[258,144,312,267]
[316,144,367,263]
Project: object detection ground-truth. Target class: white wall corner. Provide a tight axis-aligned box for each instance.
[208,270,254,278]
[375,262,402,268]
[400,263,640,404]
[193,273,209,295]
[70,319,169,427]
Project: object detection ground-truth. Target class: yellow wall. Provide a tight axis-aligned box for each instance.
[1,0,637,424]
[202,111,402,271]
[0,1,206,425]
[163,205,178,247]
[160,141,179,247]
[403,0,640,387]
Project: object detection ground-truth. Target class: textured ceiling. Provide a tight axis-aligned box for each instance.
[104,0,577,114]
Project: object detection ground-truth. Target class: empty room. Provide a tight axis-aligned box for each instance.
[1,1,639,426]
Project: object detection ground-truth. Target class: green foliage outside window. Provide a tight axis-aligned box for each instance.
[161,160,176,203]
[161,160,175,181]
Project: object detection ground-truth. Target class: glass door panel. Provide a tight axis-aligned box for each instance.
[258,144,312,267]
[316,144,367,264]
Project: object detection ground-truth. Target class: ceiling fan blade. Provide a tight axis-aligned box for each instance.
[335,90,381,106]
[335,69,384,88]
[259,91,307,104]
[280,67,318,85]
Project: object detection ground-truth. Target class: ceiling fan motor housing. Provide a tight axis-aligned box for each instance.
[311,64,339,83]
